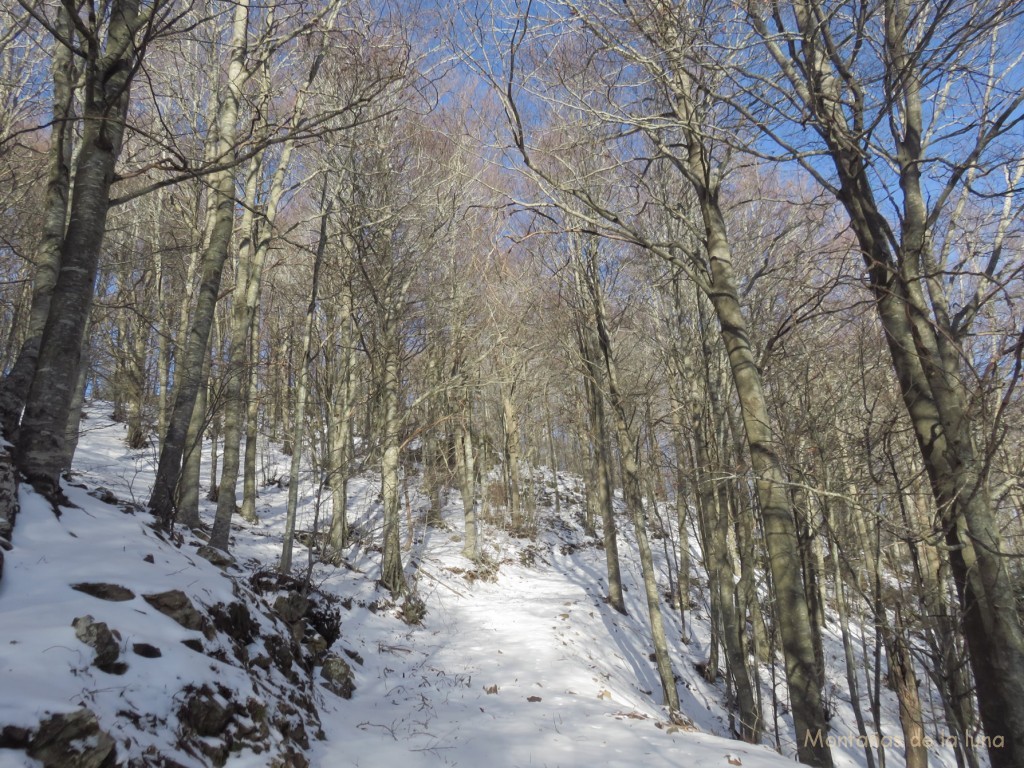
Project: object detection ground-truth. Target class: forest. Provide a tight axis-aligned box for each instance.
[0,1,1022,767]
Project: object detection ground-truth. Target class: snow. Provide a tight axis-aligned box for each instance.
[0,405,966,767]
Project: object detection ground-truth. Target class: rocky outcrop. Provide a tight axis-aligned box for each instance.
[320,654,356,699]
[0,446,18,582]
[71,582,135,601]
[72,615,126,674]
[143,589,209,634]
[1,708,119,768]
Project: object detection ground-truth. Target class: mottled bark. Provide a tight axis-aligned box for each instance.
[17,0,144,492]
[277,195,329,571]
[580,327,626,615]
[150,0,249,526]
[583,242,679,714]
[0,7,76,439]
[379,346,406,594]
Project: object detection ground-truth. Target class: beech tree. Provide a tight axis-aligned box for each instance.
[744,2,1024,763]
[469,3,833,761]
[12,0,191,495]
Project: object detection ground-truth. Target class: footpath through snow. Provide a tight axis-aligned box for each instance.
[0,405,949,768]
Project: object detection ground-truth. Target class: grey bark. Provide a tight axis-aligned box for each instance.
[378,343,406,593]
[750,5,1024,761]
[579,238,679,714]
[17,0,145,492]
[150,0,249,526]
[579,317,626,615]
[325,262,355,560]
[0,6,76,439]
[177,348,211,529]
[278,195,330,571]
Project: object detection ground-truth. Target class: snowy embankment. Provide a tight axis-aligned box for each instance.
[0,405,955,767]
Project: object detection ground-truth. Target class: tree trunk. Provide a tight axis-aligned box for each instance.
[699,194,830,766]
[886,606,928,768]
[277,195,330,570]
[0,6,76,440]
[501,385,522,523]
[326,273,355,560]
[177,349,211,529]
[214,149,265,532]
[581,333,626,615]
[379,344,406,594]
[150,0,249,526]
[62,332,91,473]
[583,242,679,714]
[17,0,143,493]
[455,408,479,562]
[240,324,261,522]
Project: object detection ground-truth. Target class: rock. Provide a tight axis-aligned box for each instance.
[26,708,116,768]
[131,642,162,658]
[0,724,30,748]
[209,601,257,645]
[197,545,236,568]
[181,638,204,653]
[0,447,18,582]
[264,635,296,681]
[273,592,308,624]
[270,750,309,768]
[87,487,118,505]
[72,616,121,671]
[303,632,329,659]
[320,654,355,699]
[143,589,207,633]
[178,686,231,738]
[71,582,135,602]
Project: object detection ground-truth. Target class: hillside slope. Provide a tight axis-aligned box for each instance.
[0,406,958,767]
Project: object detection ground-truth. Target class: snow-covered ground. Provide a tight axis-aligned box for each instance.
[0,405,965,767]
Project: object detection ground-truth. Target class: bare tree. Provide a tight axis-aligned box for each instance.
[745,2,1024,762]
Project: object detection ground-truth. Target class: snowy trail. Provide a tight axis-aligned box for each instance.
[1,410,917,768]
[306,531,780,768]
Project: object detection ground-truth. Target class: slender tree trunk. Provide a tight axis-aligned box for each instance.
[545,395,562,519]
[214,149,265,531]
[501,384,522,523]
[455,406,479,562]
[885,605,928,768]
[822,483,876,768]
[582,243,679,714]
[669,400,690,631]
[693,391,760,741]
[379,342,406,593]
[150,0,250,526]
[277,195,330,569]
[177,349,211,529]
[699,196,830,766]
[0,7,76,439]
[581,337,626,614]
[240,322,261,522]
[326,274,355,560]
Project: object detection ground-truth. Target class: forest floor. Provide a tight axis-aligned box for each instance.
[0,404,961,767]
